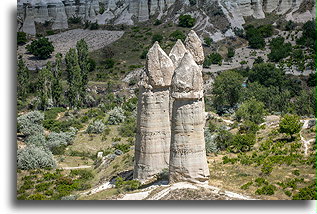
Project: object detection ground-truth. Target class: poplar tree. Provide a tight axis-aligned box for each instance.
[52,53,63,106]
[17,56,29,101]
[38,62,53,110]
[65,48,82,108]
[76,39,90,102]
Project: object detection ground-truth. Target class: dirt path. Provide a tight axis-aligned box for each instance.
[60,165,92,170]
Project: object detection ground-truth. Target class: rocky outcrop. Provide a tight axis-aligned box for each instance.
[169,51,210,184]
[17,0,315,35]
[134,42,175,181]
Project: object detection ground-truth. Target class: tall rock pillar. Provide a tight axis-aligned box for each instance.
[134,42,175,181]
[169,31,210,184]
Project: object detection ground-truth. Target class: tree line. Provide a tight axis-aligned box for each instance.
[17,39,91,110]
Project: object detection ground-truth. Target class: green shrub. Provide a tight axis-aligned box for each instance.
[268,37,292,62]
[245,25,265,49]
[227,47,235,58]
[89,21,99,30]
[228,133,256,153]
[178,15,196,28]
[86,119,105,134]
[114,143,130,153]
[292,184,316,200]
[203,53,223,67]
[169,30,186,42]
[115,177,141,191]
[70,169,94,181]
[26,37,54,59]
[261,162,273,175]
[204,37,213,47]
[27,193,47,200]
[17,145,56,170]
[108,107,125,125]
[154,19,162,25]
[17,111,44,136]
[103,58,115,69]
[35,182,52,192]
[44,107,65,120]
[26,133,46,147]
[140,49,148,59]
[255,184,277,195]
[240,181,253,190]
[45,131,76,150]
[235,98,266,124]
[279,114,302,138]
[152,34,163,43]
[17,32,27,45]
[204,128,218,153]
[68,15,82,24]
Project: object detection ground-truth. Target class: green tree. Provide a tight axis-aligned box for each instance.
[76,39,89,101]
[268,37,292,62]
[248,63,285,88]
[17,56,29,101]
[228,133,256,153]
[26,37,54,59]
[17,32,27,45]
[65,48,82,108]
[212,70,244,111]
[235,98,266,124]
[152,34,163,43]
[203,53,223,67]
[294,89,316,116]
[279,114,302,138]
[37,62,53,110]
[51,53,63,106]
[178,15,196,28]
[169,30,186,42]
[245,25,265,49]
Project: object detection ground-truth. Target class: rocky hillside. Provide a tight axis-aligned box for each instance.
[18,0,315,37]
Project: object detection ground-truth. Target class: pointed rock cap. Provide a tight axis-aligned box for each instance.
[171,52,204,99]
[146,42,175,87]
[184,30,204,65]
[169,39,188,67]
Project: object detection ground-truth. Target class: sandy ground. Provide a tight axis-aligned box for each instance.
[17,29,124,70]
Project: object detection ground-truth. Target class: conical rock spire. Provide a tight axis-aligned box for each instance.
[146,42,175,88]
[169,39,188,67]
[171,52,204,99]
[184,30,204,65]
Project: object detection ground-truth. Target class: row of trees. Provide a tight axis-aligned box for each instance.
[17,39,91,110]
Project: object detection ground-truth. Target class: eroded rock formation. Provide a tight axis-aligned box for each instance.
[17,0,315,35]
[134,42,175,181]
[134,31,210,184]
[169,36,209,184]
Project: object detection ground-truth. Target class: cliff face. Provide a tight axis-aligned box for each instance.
[17,0,315,35]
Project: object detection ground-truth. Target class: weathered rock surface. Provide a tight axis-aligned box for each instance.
[184,31,204,65]
[134,43,175,181]
[17,0,315,35]
[169,52,210,184]
[169,39,188,68]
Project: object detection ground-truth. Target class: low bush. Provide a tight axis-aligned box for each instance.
[86,120,105,134]
[169,30,186,42]
[227,133,256,153]
[292,184,316,200]
[17,111,44,136]
[203,53,223,67]
[115,177,141,191]
[17,145,56,170]
[114,143,130,153]
[255,184,277,195]
[240,181,253,190]
[108,107,125,125]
